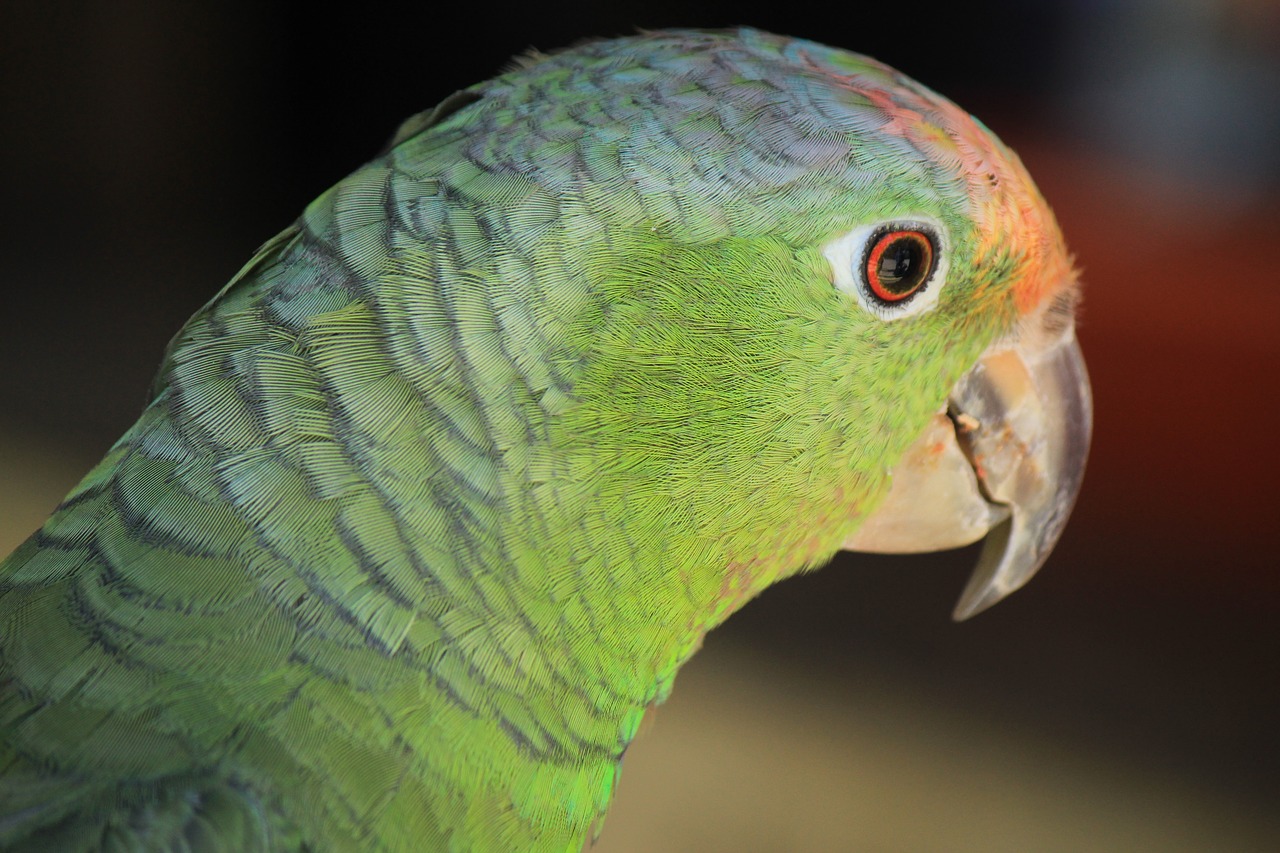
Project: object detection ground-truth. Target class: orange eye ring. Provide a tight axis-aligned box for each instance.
[864,229,935,303]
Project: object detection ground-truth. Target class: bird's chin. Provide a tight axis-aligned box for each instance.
[841,324,1092,620]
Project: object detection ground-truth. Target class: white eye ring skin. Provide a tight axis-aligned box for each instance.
[822,217,950,321]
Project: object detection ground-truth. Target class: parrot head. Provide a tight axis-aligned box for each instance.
[491,30,1091,652]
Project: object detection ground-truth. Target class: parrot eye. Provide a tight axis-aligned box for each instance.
[863,229,934,304]
[822,218,949,321]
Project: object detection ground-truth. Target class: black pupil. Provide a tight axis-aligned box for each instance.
[878,238,925,293]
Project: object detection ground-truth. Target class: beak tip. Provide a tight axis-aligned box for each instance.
[949,515,1036,621]
[951,586,1006,621]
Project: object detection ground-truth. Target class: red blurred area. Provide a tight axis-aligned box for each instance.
[1016,140,1280,605]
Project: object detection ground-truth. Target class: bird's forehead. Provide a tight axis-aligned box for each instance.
[498,30,1075,314]
[789,41,1076,314]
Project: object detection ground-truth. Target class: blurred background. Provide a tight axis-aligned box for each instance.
[2,1,1278,850]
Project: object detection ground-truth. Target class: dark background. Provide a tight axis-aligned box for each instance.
[3,2,1278,850]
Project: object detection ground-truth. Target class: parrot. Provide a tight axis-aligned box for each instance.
[0,27,1090,852]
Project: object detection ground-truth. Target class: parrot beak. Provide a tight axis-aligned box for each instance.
[842,321,1092,620]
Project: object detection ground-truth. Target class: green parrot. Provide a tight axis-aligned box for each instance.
[0,28,1090,852]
